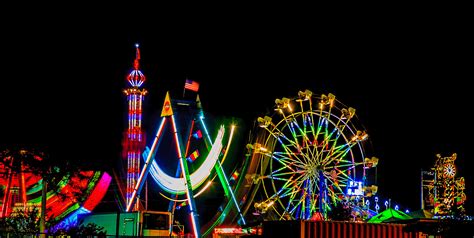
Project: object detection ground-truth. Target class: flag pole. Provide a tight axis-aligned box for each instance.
[183,78,186,98]
[421,169,424,210]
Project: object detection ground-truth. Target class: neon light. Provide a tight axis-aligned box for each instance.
[347,181,363,196]
[123,44,147,211]
[200,116,212,146]
[172,115,201,238]
[193,181,212,197]
[126,117,166,212]
[214,227,256,234]
[143,126,224,194]
[217,161,246,225]
[213,126,246,225]
[83,172,112,211]
[49,206,91,233]
[0,153,110,227]
[199,120,247,226]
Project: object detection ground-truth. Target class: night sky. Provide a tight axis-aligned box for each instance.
[1,8,472,216]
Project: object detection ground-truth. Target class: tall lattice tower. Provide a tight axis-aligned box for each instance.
[123,44,147,211]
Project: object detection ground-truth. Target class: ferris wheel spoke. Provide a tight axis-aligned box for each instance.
[317,127,340,156]
[332,169,355,187]
[278,174,299,191]
[270,153,293,163]
[279,185,300,200]
[291,116,313,144]
[287,187,307,216]
[322,172,345,195]
[265,124,297,150]
[275,136,309,165]
[273,153,307,169]
[272,161,295,174]
[312,116,333,162]
[312,111,325,146]
[270,170,304,180]
[322,142,357,166]
[272,130,298,151]
[306,112,318,143]
[325,161,357,170]
[287,120,299,142]
[286,119,313,165]
[272,157,296,172]
[335,166,353,181]
[278,188,299,201]
[293,177,313,201]
[301,111,309,136]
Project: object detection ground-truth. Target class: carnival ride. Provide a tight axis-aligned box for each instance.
[241,90,379,222]
[0,83,379,237]
[0,149,111,231]
[0,44,383,236]
[124,90,245,238]
[119,45,245,237]
[422,153,466,217]
[122,43,147,212]
[124,87,380,237]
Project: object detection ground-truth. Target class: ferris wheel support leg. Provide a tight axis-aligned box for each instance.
[318,171,327,219]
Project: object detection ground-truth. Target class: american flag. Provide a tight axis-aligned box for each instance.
[193,130,203,139]
[187,150,200,162]
[184,79,199,92]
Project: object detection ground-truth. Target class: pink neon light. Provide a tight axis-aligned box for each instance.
[83,172,112,211]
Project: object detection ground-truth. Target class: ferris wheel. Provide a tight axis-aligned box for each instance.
[251,90,378,220]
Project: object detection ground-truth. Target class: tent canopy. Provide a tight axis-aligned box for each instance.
[368,208,413,223]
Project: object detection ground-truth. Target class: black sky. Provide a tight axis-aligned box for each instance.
[1,7,472,214]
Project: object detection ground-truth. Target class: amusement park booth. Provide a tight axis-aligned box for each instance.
[78,210,171,237]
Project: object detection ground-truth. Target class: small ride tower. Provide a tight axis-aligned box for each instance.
[123,44,147,211]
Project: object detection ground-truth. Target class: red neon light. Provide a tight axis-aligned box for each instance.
[83,172,112,211]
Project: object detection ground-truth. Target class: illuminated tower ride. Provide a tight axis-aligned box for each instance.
[123,44,147,211]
